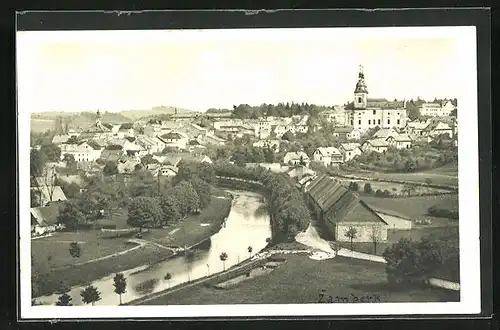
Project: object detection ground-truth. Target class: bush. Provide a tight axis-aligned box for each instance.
[427,205,459,220]
[348,181,359,191]
[363,183,373,194]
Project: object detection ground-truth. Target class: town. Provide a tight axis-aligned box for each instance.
[29,67,460,306]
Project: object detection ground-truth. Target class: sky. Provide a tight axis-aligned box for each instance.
[16,27,472,113]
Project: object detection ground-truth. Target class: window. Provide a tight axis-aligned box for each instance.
[397,112,400,115]
[373,110,376,115]
[350,120,353,125]
[358,97,362,103]
[397,119,400,125]
[378,119,381,125]
[387,119,391,125]
[368,120,371,125]
[358,120,361,125]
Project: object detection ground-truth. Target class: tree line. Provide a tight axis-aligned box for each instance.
[211,162,311,242]
[231,102,330,119]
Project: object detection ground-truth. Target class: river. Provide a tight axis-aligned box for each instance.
[36,190,272,306]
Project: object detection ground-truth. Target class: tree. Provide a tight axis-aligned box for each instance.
[401,184,416,197]
[172,181,200,216]
[164,272,172,288]
[68,242,81,265]
[66,136,79,144]
[383,237,443,286]
[282,131,294,142]
[30,149,47,178]
[159,193,181,225]
[190,177,211,209]
[345,227,357,251]
[370,225,382,255]
[330,242,341,256]
[348,181,359,191]
[56,292,73,306]
[80,285,102,306]
[113,273,127,305]
[103,161,119,176]
[127,196,164,231]
[219,252,228,271]
[363,183,373,194]
[248,246,253,258]
[40,144,62,162]
[62,153,77,171]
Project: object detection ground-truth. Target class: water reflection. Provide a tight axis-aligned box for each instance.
[36,190,271,306]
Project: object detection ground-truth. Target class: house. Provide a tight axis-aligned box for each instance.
[297,174,318,192]
[31,202,65,236]
[370,207,413,230]
[152,165,179,177]
[283,151,310,167]
[312,147,343,167]
[419,100,456,117]
[30,186,67,207]
[166,153,213,165]
[424,121,453,138]
[404,120,428,136]
[59,141,103,162]
[100,149,125,163]
[117,157,141,174]
[372,128,399,139]
[135,135,167,154]
[115,124,135,138]
[307,175,388,243]
[386,134,412,149]
[286,165,316,180]
[339,143,363,162]
[158,132,189,150]
[253,139,281,153]
[51,134,70,145]
[333,127,353,139]
[361,138,390,153]
[245,162,282,173]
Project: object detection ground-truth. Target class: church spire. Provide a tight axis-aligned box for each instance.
[96,109,102,126]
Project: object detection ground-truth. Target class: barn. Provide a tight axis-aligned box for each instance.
[370,207,413,230]
[307,175,388,243]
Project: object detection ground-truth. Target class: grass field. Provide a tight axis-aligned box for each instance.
[141,254,459,305]
[32,191,232,297]
[142,195,232,248]
[340,161,458,187]
[361,194,459,221]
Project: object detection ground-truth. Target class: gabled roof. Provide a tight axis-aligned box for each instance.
[315,147,341,157]
[284,151,309,160]
[364,138,389,147]
[31,202,62,226]
[52,135,70,144]
[334,126,354,133]
[30,186,67,203]
[340,143,361,151]
[161,132,184,140]
[389,134,412,142]
[308,175,387,225]
[373,128,397,138]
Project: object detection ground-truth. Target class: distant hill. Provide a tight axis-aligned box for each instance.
[30,106,196,132]
[119,106,194,121]
[30,111,131,132]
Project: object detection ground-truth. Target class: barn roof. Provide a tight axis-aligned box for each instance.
[308,175,387,225]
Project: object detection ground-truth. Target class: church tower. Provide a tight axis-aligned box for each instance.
[96,109,102,126]
[354,65,368,109]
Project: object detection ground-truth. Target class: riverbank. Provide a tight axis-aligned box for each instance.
[139,254,459,305]
[32,191,233,299]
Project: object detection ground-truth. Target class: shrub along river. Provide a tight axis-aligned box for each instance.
[36,190,272,306]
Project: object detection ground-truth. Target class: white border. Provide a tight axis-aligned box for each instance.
[18,26,480,319]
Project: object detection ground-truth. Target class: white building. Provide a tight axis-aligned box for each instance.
[361,138,390,153]
[283,151,310,166]
[312,147,343,167]
[60,141,103,162]
[345,66,408,132]
[419,100,456,117]
[339,143,363,162]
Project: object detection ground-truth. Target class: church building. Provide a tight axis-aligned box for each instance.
[345,66,408,132]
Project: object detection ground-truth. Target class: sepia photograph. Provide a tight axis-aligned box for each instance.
[17,24,481,319]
